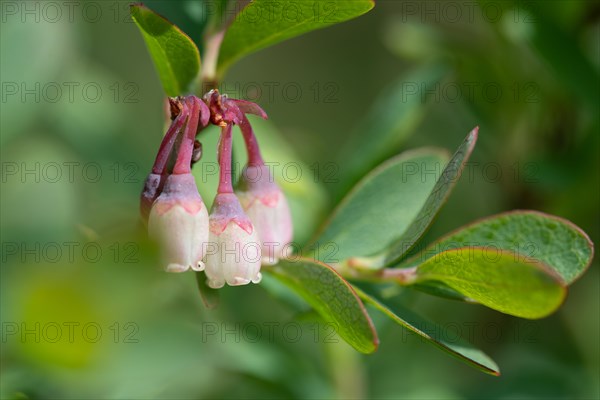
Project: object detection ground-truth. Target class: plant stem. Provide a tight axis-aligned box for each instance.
[200,29,226,92]
[217,123,234,194]
[335,263,418,285]
[326,339,366,399]
[173,98,200,174]
[239,115,264,166]
[151,108,188,175]
[380,266,418,284]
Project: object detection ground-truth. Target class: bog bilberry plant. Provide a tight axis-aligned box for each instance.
[142,91,292,286]
[132,1,594,375]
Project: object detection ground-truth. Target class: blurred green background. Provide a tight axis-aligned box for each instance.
[1,0,598,398]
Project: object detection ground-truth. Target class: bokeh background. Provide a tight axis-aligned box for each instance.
[1,0,598,398]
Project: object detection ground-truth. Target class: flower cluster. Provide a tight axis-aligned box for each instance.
[141,91,293,288]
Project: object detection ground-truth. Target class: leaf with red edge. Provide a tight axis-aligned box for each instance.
[398,210,594,285]
[412,247,567,319]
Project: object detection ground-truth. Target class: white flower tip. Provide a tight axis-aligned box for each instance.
[165,263,189,273]
[207,279,224,289]
[229,277,251,286]
[220,273,261,286]
[192,260,205,271]
[251,273,262,284]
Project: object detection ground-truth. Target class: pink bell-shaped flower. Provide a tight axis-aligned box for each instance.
[203,193,262,288]
[236,164,293,265]
[148,173,209,273]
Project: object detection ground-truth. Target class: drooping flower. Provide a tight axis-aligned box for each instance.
[236,163,293,265]
[202,122,262,287]
[204,192,262,288]
[142,96,211,272]
[203,90,294,264]
[148,173,209,272]
[141,90,291,284]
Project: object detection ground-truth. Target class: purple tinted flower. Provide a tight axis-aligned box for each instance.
[201,90,293,264]
[148,173,209,273]
[237,164,293,265]
[204,193,262,288]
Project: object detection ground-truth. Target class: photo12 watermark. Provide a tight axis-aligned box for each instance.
[1,1,135,24]
[198,321,340,344]
[1,241,139,264]
[1,81,140,104]
[398,1,539,24]
[2,321,140,344]
[200,81,340,105]
[401,320,540,344]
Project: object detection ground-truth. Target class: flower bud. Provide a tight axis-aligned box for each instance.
[148,173,209,273]
[204,193,262,288]
[236,165,293,265]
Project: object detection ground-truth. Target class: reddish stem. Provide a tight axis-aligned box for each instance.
[173,97,201,174]
[239,114,264,167]
[151,107,188,174]
[217,124,234,194]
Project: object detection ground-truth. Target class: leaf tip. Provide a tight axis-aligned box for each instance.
[479,359,501,376]
[129,2,144,13]
[371,334,380,352]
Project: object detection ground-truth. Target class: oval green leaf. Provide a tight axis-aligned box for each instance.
[413,248,567,319]
[355,287,500,376]
[382,127,478,265]
[311,148,450,263]
[131,4,200,96]
[400,211,594,285]
[265,258,379,354]
[217,0,374,75]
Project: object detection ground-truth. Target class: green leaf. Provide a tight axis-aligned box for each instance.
[311,148,450,263]
[412,248,567,319]
[383,128,478,265]
[335,64,449,196]
[265,258,378,353]
[217,0,374,75]
[130,4,200,96]
[400,211,594,285]
[355,288,500,376]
